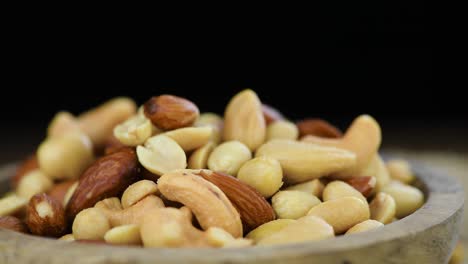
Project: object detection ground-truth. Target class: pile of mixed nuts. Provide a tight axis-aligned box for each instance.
[0,90,425,248]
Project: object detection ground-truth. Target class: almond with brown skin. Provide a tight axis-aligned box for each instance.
[66,149,139,221]
[344,176,376,198]
[26,193,66,237]
[47,180,76,204]
[144,95,199,130]
[196,170,276,233]
[0,216,29,233]
[262,104,285,125]
[296,118,343,138]
[11,154,38,188]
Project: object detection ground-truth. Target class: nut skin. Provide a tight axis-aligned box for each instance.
[26,193,66,237]
[11,154,38,189]
[261,104,285,125]
[0,216,29,233]
[47,180,76,205]
[66,148,139,222]
[344,176,376,198]
[144,95,199,130]
[296,118,343,138]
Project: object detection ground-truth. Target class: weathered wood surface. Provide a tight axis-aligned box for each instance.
[0,159,464,264]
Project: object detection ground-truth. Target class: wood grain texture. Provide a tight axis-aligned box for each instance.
[0,160,464,264]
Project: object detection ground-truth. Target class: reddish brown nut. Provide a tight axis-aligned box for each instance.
[296,118,343,138]
[47,180,76,204]
[196,170,276,233]
[0,216,29,233]
[144,95,199,130]
[344,176,377,198]
[11,154,39,188]
[66,149,139,221]
[26,193,66,237]
[262,104,285,125]
[141,167,159,183]
[103,134,128,156]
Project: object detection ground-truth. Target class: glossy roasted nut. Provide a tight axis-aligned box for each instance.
[345,219,384,235]
[272,191,321,219]
[26,193,66,237]
[207,141,252,176]
[0,194,27,217]
[188,142,216,170]
[382,181,424,218]
[113,115,152,146]
[344,176,376,198]
[121,180,158,209]
[256,139,356,184]
[261,104,285,125]
[72,207,110,240]
[237,156,283,198]
[11,154,38,188]
[386,159,415,184]
[0,216,28,233]
[296,118,343,138]
[322,181,368,204]
[16,169,53,200]
[284,179,325,199]
[223,89,266,151]
[369,192,396,224]
[66,149,139,221]
[47,180,76,206]
[137,135,186,176]
[165,127,213,152]
[246,219,295,242]
[144,95,199,130]
[266,120,299,141]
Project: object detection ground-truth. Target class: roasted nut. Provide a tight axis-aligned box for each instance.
[59,234,75,241]
[66,149,139,221]
[369,192,396,224]
[208,141,252,176]
[261,104,285,125]
[72,207,110,240]
[144,95,199,130]
[188,142,216,169]
[307,197,370,234]
[0,216,28,233]
[205,227,253,248]
[11,154,38,188]
[266,120,299,141]
[63,182,78,207]
[256,139,356,184]
[26,194,66,237]
[358,155,390,192]
[37,132,94,180]
[16,169,53,200]
[194,112,223,143]
[158,171,242,237]
[296,118,343,138]
[104,224,141,245]
[382,181,424,218]
[272,191,321,219]
[195,170,276,232]
[301,115,381,177]
[47,180,76,206]
[165,127,213,152]
[284,179,325,198]
[237,156,283,198]
[223,89,266,151]
[246,219,295,242]
[386,159,415,184]
[0,194,27,217]
[136,135,187,176]
[47,111,82,138]
[113,115,152,146]
[257,215,334,245]
[121,180,158,209]
[345,219,384,235]
[344,176,376,198]
[322,181,367,204]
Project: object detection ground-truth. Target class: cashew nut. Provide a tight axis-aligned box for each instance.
[121,180,158,209]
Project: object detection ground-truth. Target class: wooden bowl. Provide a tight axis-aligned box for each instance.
[0,162,464,264]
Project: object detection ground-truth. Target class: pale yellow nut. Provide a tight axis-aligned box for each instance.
[0,194,27,217]
[237,156,283,198]
[16,169,53,200]
[194,112,223,144]
[188,142,216,169]
[121,180,158,209]
[246,219,296,242]
[284,179,325,199]
[205,227,253,248]
[307,197,370,234]
[208,141,252,176]
[137,135,187,176]
[358,154,390,192]
[223,89,266,151]
[386,159,415,184]
[73,207,110,240]
[104,224,142,245]
[94,197,122,212]
[256,139,356,184]
[37,132,94,180]
[165,127,213,152]
[449,241,464,264]
[62,182,78,207]
[47,111,81,138]
[301,115,381,177]
[258,215,334,246]
[382,181,424,218]
[345,219,384,235]
[58,234,75,241]
[369,192,396,224]
[266,120,299,141]
[113,115,152,146]
[272,191,321,219]
[323,181,367,204]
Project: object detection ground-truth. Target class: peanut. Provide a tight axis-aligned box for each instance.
[345,219,384,235]
[266,120,298,141]
[284,179,325,198]
[237,157,283,198]
[382,181,424,218]
[369,192,396,224]
[322,181,367,204]
[386,159,415,184]
[272,191,321,219]
[246,219,295,242]
[208,141,252,176]
[73,208,110,240]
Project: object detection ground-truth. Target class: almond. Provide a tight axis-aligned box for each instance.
[196,170,275,232]
[11,154,38,188]
[0,216,28,233]
[261,104,285,125]
[296,118,343,138]
[344,176,377,198]
[47,180,76,204]
[144,95,199,130]
[66,148,139,221]
[26,193,66,237]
